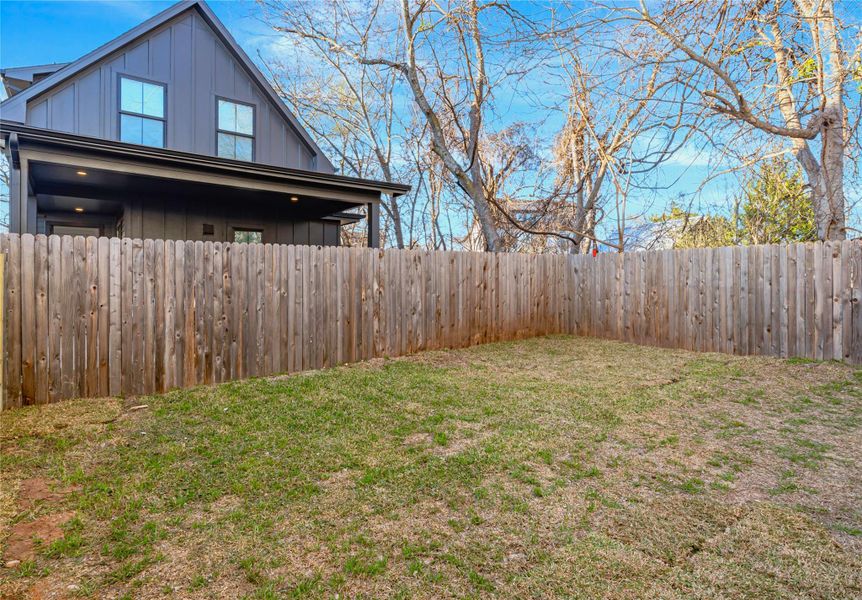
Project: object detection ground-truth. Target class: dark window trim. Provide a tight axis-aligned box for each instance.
[215,96,255,161]
[117,74,167,147]
[46,220,106,236]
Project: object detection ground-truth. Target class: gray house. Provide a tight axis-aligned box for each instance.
[0,0,407,247]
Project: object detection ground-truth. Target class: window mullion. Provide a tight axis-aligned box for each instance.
[217,99,254,160]
[120,76,165,148]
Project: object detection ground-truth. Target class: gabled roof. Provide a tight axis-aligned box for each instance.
[0,0,331,169]
[1,63,70,98]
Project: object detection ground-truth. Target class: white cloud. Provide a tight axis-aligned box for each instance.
[659,144,718,168]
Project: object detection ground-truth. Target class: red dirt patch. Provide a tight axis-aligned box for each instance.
[25,577,73,600]
[17,479,79,512]
[3,511,75,562]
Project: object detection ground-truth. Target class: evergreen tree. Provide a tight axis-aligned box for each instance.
[739,157,817,245]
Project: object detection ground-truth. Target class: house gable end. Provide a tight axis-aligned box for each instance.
[0,1,332,172]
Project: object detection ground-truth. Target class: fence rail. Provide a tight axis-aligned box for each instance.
[1,234,859,408]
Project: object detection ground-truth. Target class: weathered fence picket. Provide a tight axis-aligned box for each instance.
[1,234,860,408]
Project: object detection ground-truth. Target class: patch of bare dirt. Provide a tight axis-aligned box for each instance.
[2,477,80,580]
[3,511,75,563]
[1,399,123,546]
[319,469,356,492]
[16,479,80,513]
[26,578,64,600]
[433,420,490,457]
[403,432,432,447]
[11,574,87,600]
[0,398,123,444]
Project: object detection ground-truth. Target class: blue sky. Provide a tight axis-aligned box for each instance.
[0,1,720,200]
[0,1,254,67]
[1,0,858,241]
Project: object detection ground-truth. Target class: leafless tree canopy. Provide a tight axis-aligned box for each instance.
[626,0,857,241]
[255,0,861,251]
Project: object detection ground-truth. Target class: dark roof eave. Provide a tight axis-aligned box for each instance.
[323,211,366,224]
[1,121,411,197]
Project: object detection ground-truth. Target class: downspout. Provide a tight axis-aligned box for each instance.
[7,132,20,169]
[5,133,22,233]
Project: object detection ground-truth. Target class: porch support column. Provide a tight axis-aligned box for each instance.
[19,158,35,234]
[5,134,34,234]
[367,201,380,248]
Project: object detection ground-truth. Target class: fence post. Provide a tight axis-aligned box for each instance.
[0,252,5,410]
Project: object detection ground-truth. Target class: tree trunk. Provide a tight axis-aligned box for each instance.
[791,107,846,241]
[385,194,406,249]
[469,158,501,251]
[765,1,846,241]
[813,103,846,240]
[816,0,847,240]
[578,208,595,254]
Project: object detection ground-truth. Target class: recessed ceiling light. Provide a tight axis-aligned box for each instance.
[74,207,84,213]
[76,170,87,176]
[290,196,299,203]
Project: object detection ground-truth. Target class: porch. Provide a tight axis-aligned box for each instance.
[2,121,408,247]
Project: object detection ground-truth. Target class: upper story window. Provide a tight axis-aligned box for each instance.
[119,76,165,147]
[217,99,254,161]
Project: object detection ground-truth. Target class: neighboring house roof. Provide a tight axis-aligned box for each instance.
[623,217,701,251]
[1,63,70,98]
[0,0,331,170]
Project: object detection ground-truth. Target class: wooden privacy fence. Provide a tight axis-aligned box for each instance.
[570,241,861,365]
[0,234,574,408]
[1,234,860,408]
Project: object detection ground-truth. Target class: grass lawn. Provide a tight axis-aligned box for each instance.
[1,336,861,599]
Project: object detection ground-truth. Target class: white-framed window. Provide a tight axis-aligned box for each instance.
[119,76,165,147]
[217,98,254,161]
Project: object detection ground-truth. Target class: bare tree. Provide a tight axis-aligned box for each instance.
[403,121,457,249]
[261,0,412,247]
[262,0,556,251]
[257,0,857,251]
[551,55,678,252]
[627,0,859,240]
[511,2,695,255]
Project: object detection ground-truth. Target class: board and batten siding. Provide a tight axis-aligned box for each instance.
[23,9,326,172]
[1,235,860,408]
[124,194,340,246]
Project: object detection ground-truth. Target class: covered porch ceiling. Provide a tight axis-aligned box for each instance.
[29,161,363,220]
